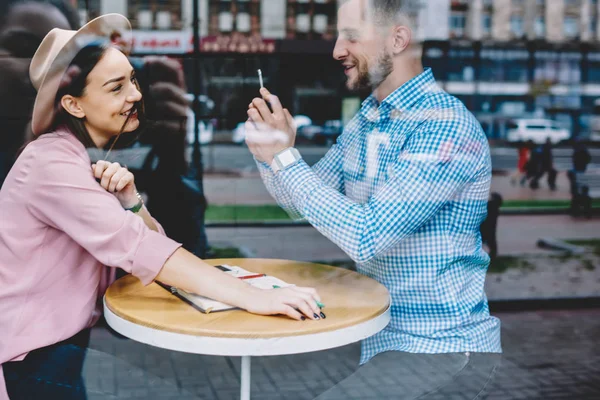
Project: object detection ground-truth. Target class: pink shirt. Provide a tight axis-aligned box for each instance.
[0,128,182,399]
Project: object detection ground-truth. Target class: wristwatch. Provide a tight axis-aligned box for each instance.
[124,192,144,213]
[271,147,302,174]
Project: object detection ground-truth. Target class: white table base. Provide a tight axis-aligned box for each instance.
[104,298,390,400]
[241,355,251,400]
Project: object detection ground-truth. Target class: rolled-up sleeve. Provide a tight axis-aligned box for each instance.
[26,141,181,285]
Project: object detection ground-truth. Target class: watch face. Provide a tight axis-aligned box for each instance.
[278,149,297,166]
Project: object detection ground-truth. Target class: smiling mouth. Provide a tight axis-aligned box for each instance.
[343,65,356,75]
[120,108,138,117]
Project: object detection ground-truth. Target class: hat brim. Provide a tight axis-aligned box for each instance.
[31,14,132,136]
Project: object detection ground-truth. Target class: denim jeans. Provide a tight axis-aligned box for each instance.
[315,351,502,400]
[3,329,91,400]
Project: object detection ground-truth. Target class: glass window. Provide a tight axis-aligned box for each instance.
[482,14,492,36]
[535,16,545,38]
[564,16,579,39]
[526,125,547,130]
[447,48,476,81]
[511,15,524,38]
[450,12,466,38]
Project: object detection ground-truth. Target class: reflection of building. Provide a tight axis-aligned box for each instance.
[446,0,599,43]
[423,40,600,138]
[82,0,600,139]
[423,0,600,139]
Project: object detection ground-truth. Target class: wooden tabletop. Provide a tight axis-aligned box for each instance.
[105,258,390,339]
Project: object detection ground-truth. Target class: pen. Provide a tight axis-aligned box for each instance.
[273,285,325,309]
[239,274,266,280]
[257,69,264,88]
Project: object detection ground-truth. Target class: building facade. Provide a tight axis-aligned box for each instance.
[79,0,600,139]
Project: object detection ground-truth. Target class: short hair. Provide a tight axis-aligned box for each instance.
[339,0,418,29]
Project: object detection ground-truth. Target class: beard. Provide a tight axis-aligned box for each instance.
[347,50,393,92]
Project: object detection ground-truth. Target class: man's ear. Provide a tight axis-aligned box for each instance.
[391,26,411,55]
[60,95,85,119]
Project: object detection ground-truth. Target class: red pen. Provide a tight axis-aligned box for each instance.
[238,274,266,280]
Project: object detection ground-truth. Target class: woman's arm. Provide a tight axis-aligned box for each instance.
[93,160,158,231]
[29,144,322,321]
[155,247,322,320]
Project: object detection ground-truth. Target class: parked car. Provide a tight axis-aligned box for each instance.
[506,119,570,144]
[185,94,215,145]
[186,108,214,145]
[313,119,343,145]
[232,115,317,144]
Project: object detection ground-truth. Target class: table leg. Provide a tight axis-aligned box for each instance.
[241,355,251,400]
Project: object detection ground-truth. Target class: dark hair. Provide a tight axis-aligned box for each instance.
[51,42,108,148]
[0,0,80,30]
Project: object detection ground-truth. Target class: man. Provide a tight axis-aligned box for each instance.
[245,0,501,398]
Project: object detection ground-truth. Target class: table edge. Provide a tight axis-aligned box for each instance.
[103,297,391,356]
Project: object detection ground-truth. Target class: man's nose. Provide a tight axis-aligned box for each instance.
[333,38,348,60]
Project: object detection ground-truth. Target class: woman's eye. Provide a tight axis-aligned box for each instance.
[112,85,122,92]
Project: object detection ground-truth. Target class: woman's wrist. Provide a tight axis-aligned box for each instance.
[122,192,143,212]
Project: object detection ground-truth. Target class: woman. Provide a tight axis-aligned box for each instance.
[0,14,322,399]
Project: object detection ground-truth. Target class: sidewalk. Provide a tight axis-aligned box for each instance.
[81,307,600,399]
[203,172,573,206]
[206,215,600,261]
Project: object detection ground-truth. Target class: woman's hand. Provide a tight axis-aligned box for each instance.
[92,161,139,209]
[242,285,324,321]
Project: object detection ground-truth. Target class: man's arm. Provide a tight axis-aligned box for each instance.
[274,118,489,264]
[255,138,346,220]
[246,88,347,219]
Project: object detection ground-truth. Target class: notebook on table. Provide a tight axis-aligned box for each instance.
[156,264,293,314]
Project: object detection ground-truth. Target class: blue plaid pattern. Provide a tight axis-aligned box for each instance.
[257,68,502,364]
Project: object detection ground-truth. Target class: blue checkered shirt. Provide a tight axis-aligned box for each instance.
[257,68,502,364]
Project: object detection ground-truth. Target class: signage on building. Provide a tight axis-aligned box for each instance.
[127,31,276,54]
[200,35,276,53]
[129,31,192,54]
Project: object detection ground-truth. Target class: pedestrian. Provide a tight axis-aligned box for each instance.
[244,1,501,398]
[530,138,556,190]
[0,15,322,400]
[481,192,503,260]
[510,142,530,186]
[572,141,591,173]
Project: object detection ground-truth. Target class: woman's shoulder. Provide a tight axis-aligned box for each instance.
[26,127,89,163]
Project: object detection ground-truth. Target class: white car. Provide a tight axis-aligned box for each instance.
[184,94,215,145]
[186,107,213,145]
[232,115,313,144]
[506,119,570,144]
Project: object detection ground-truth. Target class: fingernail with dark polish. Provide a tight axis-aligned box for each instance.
[301,316,306,321]
[320,312,326,319]
[313,313,320,320]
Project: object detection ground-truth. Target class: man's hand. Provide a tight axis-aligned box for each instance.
[246,88,296,164]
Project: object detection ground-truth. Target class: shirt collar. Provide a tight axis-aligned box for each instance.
[359,68,438,123]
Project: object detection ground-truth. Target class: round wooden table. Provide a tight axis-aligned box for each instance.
[104,258,391,400]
